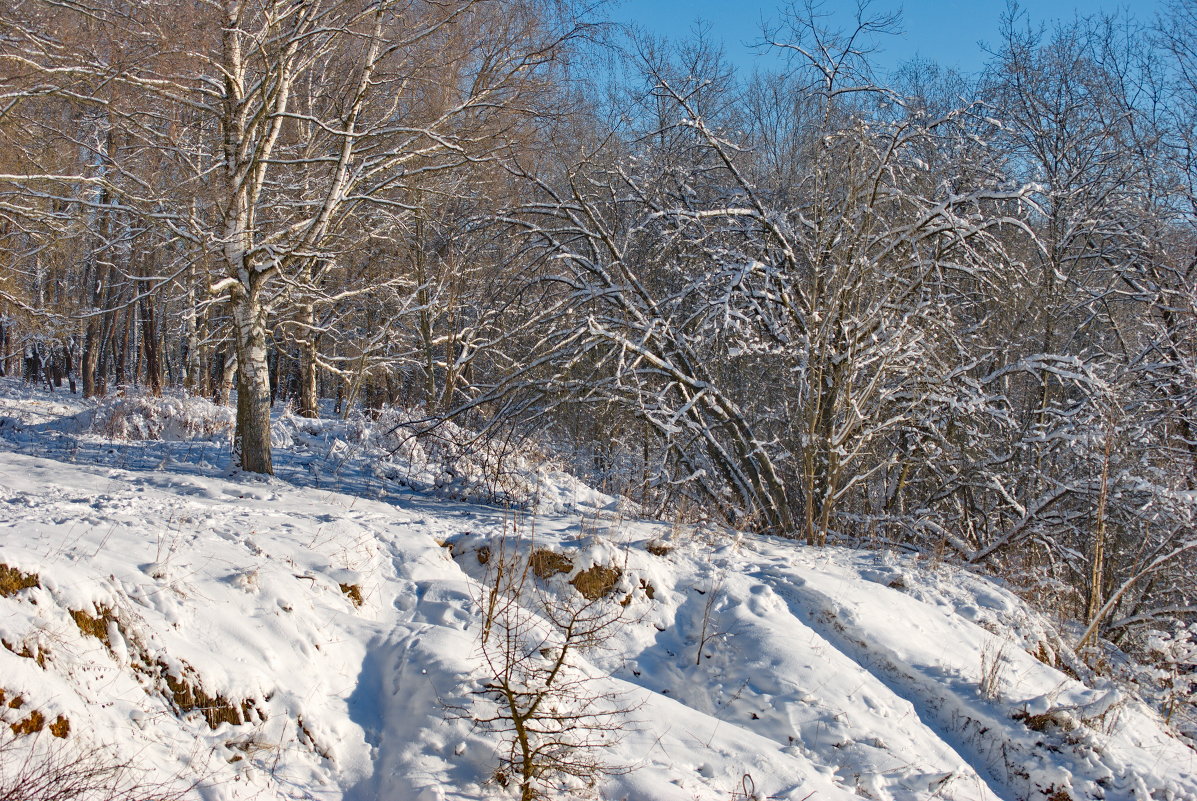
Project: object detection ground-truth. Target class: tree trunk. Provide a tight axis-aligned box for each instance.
[23,346,40,385]
[297,303,319,418]
[140,295,163,396]
[66,336,77,394]
[231,286,273,474]
[82,318,101,397]
[217,352,236,405]
[1086,425,1114,625]
[113,304,133,387]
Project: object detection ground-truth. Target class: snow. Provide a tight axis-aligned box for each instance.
[0,378,1193,801]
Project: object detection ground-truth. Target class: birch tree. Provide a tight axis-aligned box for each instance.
[1,0,584,472]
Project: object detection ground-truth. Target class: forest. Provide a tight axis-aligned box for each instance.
[1,0,1195,665]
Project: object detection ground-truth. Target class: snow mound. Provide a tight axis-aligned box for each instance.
[86,391,234,441]
[0,381,1194,801]
[275,405,623,517]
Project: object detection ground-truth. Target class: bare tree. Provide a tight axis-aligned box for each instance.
[484,7,1029,544]
[470,538,631,801]
[0,0,587,471]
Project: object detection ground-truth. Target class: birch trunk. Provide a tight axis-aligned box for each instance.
[231,284,273,474]
[297,303,319,418]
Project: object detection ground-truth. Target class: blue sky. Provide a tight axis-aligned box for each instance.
[606,1,1162,75]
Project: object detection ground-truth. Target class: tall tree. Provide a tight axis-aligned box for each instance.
[1,0,585,472]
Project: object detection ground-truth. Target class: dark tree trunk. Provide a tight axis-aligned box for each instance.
[82,318,102,397]
[23,347,40,385]
[113,305,133,387]
[140,296,163,396]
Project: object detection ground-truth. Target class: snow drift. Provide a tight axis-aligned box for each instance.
[0,380,1193,801]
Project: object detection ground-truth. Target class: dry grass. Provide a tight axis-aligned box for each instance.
[1014,710,1057,732]
[0,564,39,597]
[9,710,44,737]
[529,549,573,580]
[339,583,364,607]
[645,541,672,557]
[570,564,622,600]
[48,716,70,738]
[70,607,118,647]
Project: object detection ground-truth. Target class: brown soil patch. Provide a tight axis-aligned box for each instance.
[68,601,264,733]
[2,638,46,667]
[0,564,39,597]
[297,715,332,760]
[339,583,364,607]
[570,564,622,600]
[157,660,260,729]
[10,709,43,736]
[2,696,68,738]
[530,549,573,579]
[621,579,657,607]
[70,606,118,646]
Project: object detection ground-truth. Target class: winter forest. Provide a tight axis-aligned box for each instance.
[2,0,1197,757]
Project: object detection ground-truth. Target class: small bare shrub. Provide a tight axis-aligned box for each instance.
[0,732,189,801]
[979,640,1007,700]
[470,538,633,800]
[374,409,548,509]
[695,573,726,666]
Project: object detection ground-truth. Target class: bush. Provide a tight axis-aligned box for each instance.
[89,392,233,442]
[0,733,188,801]
[469,537,632,800]
[371,408,550,509]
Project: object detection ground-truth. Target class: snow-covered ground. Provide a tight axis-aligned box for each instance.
[0,379,1193,801]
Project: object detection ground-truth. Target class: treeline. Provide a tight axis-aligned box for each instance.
[1,0,1196,652]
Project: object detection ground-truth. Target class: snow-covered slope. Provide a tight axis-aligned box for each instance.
[0,382,1193,801]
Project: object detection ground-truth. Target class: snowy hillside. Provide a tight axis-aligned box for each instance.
[0,381,1193,801]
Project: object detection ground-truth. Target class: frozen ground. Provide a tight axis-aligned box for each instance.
[0,379,1193,801]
